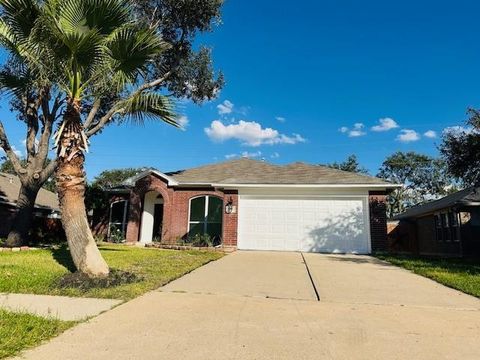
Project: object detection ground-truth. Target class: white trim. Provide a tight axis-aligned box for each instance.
[150,170,179,186]
[126,170,179,187]
[187,195,223,236]
[108,200,129,240]
[139,191,164,244]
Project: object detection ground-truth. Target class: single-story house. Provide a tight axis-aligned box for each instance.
[389,186,480,257]
[108,158,398,254]
[0,172,60,237]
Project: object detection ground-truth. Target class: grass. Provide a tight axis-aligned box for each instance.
[376,254,480,298]
[0,244,224,300]
[0,309,74,359]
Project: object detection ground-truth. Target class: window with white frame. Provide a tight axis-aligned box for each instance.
[109,200,129,241]
[188,196,223,243]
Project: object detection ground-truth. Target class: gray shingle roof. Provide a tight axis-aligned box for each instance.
[163,158,393,186]
[393,187,480,220]
[0,173,59,211]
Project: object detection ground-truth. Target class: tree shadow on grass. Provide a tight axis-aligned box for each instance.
[51,245,76,273]
[96,247,128,252]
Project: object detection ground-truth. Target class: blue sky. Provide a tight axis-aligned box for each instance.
[1,0,480,180]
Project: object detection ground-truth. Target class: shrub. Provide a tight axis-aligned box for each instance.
[109,224,125,243]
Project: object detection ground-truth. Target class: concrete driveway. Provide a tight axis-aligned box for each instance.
[16,251,480,360]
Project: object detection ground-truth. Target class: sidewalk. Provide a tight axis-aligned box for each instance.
[0,293,121,321]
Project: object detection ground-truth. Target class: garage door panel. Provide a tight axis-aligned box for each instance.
[238,196,370,254]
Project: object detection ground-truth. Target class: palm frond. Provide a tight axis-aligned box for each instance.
[82,0,130,35]
[0,69,31,98]
[0,0,40,40]
[115,92,178,127]
[103,25,169,91]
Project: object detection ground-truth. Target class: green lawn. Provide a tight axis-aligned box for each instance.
[0,244,223,300]
[0,309,74,359]
[376,254,480,298]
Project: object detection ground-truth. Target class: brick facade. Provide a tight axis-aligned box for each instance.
[368,191,388,252]
[124,174,238,247]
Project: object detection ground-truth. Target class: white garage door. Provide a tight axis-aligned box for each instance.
[238,196,371,254]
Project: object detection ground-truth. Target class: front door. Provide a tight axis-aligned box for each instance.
[152,204,164,241]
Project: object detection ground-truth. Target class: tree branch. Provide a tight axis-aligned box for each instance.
[39,158,57,184]
[0,120,24,174]
[85,106,122,138]
[83,99,101,130]
[135,70,174,94]
[25,98,39,161]
[37,92,62,166]
[131,30,186,95]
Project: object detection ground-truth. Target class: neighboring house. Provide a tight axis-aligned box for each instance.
[0,172,60,237]
[107,158,398,254]
[389,187,480,257]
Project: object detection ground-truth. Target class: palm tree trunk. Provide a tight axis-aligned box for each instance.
[56,101,109,278]
[5,184,39,247]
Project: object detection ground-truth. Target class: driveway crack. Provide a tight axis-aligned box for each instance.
[301,253,320,301]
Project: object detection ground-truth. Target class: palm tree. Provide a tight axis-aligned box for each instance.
[0,0,178,277]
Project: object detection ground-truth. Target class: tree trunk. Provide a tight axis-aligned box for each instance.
[55,101,109,278]
[5,184,39,247]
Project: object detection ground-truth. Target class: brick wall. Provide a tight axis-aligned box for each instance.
[125,174,238,247]
[369,191,388,252]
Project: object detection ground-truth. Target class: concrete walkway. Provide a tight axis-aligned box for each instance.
[0,293,122,321]
[15,252,480,359]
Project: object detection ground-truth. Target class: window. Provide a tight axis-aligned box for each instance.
[435,211,460,243]
[442,213,451,241]
[109,200,129,241]
[449,212,460,242]
[188,196,223,244]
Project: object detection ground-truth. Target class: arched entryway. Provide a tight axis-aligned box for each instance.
[139,191,164,243]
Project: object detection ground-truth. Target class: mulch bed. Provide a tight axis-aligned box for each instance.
[56,269,142,291]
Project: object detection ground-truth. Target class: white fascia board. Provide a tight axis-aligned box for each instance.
[150,170,179,186]
[127,170,179,187]
[211,183,401,190]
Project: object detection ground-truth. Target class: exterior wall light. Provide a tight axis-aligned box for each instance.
[225,197,236,214]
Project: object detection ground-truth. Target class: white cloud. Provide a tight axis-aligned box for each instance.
[339,123,366,137]
[397,129,420,142]
[423,130,437,139]
[177,115,189,130]
[217,100,234,115]
[371,117,399,132]
[270,152,280,159]
[205,120,306,147]
[225,151,262,159]
[275,116,286,123]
